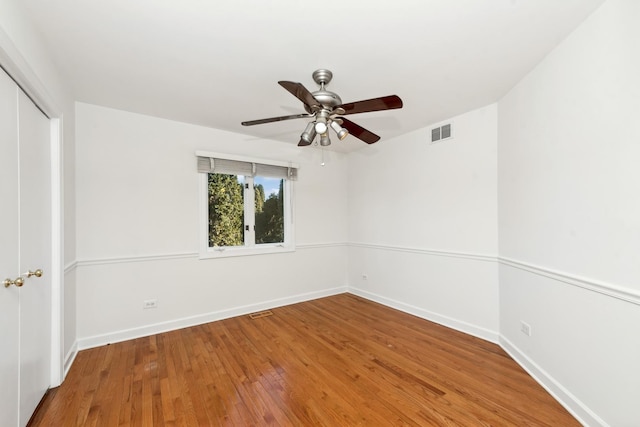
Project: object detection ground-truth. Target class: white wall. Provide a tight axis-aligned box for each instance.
[347,104,499,341]
[0,0,76,380]
[498,0,640,425]
[74,103,349,346]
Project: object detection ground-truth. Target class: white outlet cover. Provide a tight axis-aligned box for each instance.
[143,299,158,309]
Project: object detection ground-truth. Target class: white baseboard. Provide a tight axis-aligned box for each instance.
[499,335,607,427]
[348,287,499,343]
[63,341,78,379]
[77,286,348,350]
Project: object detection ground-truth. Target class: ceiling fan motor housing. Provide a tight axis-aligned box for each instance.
[312,90,342,109]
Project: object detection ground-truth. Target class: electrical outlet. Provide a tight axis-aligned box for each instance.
[520,321,531,336]
[143,299,158,309]
[362,274,368,280]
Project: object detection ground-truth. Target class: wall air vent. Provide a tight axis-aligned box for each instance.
[431,123,453,143]
[431,127,441,142]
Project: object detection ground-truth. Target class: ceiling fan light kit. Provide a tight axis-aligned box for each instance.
[320,133,331,147]
[330,120,348,140]
[241,69,403,147]
[300,122,316,146]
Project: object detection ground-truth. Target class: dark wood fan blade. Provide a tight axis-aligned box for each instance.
[298,138,312,147]
[278,81,320,109]
[241,113,312,126]
[338,95,403,115]
[338,117,381,144]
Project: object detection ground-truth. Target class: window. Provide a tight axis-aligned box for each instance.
[197,152,297,258]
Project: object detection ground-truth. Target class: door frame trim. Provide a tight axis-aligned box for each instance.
[49,118,63,386]
[0,27,65,387]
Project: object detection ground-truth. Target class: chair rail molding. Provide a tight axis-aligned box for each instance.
[348,242,497,262]
[499,256,640,306]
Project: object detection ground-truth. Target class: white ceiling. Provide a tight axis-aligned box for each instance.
[22,0,604,152]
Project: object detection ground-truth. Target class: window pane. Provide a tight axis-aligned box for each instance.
[254,176,284,244]
[208,173,245,247]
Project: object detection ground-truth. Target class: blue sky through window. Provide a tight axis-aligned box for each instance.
[236,176,281,199]
[254,176,281,198]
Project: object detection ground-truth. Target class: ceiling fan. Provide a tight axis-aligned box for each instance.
[241,69,403,147]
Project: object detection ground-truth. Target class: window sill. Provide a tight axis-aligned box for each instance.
[199,244,295,259]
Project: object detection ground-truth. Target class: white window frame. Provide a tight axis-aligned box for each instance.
[197,151,297,259]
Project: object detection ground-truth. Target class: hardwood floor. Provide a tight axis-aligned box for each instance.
[30,294,580,426]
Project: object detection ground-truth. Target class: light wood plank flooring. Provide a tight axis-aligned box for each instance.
[30,294,579,426]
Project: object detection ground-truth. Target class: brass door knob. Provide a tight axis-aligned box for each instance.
[26,269,43,278]
[3,269,41,287]
[3,277,24,288]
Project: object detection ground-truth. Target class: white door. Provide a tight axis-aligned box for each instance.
[18,89,52,426]
[0,59,21,427]
[0,69,53,427]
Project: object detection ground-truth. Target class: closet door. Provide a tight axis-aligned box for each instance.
[0,68,52,427]
[17,90,52,427]
[0,63,21,427]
